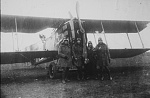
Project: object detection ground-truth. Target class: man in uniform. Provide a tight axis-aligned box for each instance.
[72,38,84,80]
[58,38,72,83]
[85,41,97,79]
[95,37,112,80]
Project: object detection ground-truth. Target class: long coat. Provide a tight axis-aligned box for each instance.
[87,47,97,62]
[72,44,83,67]
[86,46,97,74]
[58,44,72,67]
[95,43,110,67]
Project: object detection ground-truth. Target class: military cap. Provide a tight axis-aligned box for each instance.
[98,37,103,41]
[77,38,81,41]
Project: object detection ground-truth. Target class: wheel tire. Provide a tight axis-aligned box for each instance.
[48,63,57,79]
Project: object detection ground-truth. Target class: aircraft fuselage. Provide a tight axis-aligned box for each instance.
[44,19,85,52]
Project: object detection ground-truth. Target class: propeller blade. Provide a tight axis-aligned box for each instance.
[76,1,87,60]
[68,11,73,19]
[76,1,80,20]
[76,1,85,33]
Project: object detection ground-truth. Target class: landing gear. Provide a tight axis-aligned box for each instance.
[48,63,57,79]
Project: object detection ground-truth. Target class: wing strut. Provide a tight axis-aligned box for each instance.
[135,22,144,48]
[93,33,97,45]
[15,18,19,51]
[126,33,132,49]
[101,22,108,46]
[12,29,15,52]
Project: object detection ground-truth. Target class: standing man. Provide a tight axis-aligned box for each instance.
[95,37,112,80]
[58,38,72,83]
[72,38,84,80]
[85,41,97,79]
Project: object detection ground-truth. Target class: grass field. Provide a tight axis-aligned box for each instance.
[1,52,150,98]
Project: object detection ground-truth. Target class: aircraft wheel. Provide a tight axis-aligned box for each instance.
[48,63,57,79]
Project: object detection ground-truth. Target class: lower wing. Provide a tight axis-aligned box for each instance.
[1,51,58,64]
[1,48,149,64]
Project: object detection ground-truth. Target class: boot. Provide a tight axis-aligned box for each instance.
[109,76,113,80]
[65,68,70,82]
[62,80,66,84]
[101,76,104,81]
[65,78,70,82]
[62,68,66,83]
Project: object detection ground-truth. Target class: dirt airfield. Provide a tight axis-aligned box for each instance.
[1,53,150,98]
[1,64,150,98]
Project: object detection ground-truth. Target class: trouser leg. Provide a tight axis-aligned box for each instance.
[88,62,93,77]
[77,66,82,80]
[105,66,111,78]
[95,64,99,79]
[65,67,70,80]
[79,67,82,79]
[93,63,98,79]
[95,69,99,79]
[84,64,89,79]
[99,66,105,80]
[62,67,66,81]
[76,66,80,79]
[82,65,85,79]
[62,67,70,83]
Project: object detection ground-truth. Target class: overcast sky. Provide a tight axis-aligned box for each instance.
[1,0,150,52]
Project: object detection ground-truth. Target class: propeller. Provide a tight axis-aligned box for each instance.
[76,1,85,33]
[76,1,88,62]
[68,11,74,20]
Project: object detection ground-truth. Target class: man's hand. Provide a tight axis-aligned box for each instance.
[75,58,78,60]
[84,58,89,64]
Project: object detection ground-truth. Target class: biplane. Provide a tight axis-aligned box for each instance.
[1,2,150,67]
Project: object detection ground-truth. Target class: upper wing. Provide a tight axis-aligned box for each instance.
[1,14,149,33]
[0,51,58,64]
[1,14,68,33]
[83,19,150,33]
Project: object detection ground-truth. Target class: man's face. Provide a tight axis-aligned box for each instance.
[64,40,68,44]
[77,40,81,44]
[98,40,103,44]
[88,43,92,47]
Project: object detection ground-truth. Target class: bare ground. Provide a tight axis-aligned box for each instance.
[1,66,150,98]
